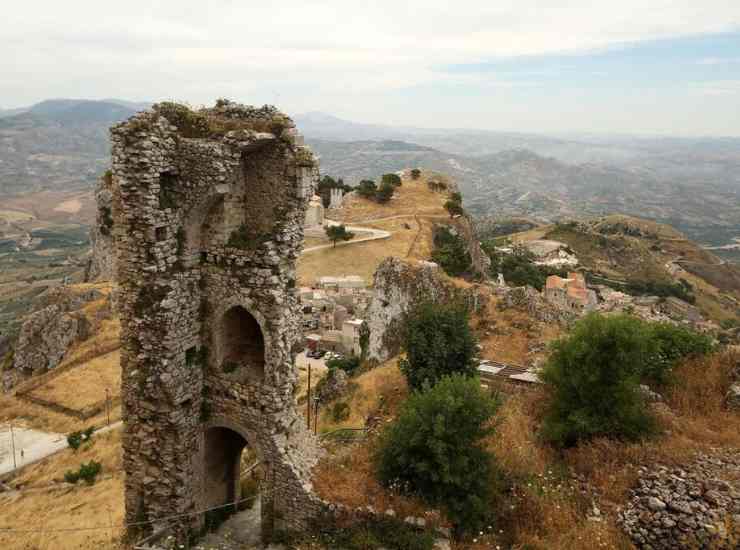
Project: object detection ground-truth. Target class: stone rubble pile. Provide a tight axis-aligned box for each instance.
[619,451,740,549]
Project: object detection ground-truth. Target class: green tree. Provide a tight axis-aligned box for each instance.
[326,355,361,375]
[399,302,477,391]
[381,173,402,187]
[644,322,714,387]
[444,199,464,218]
[376,374,500,533]
[357,179,377,199]
[375,181,395,203]
[431,226,472,277]
[410,168,421,180]
[325,224,355,247]
[540,314,660,447]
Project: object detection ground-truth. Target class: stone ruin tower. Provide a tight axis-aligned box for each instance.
[109,100,323,543]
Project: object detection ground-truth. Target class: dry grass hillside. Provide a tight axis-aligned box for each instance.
[314,337,740,549]
[0,430,125,550]
[297,171,453,286]
[1,283,122,434]
[510,215,740,324]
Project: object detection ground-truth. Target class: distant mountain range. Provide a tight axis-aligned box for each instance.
[0,101,737,262]
[0,99,153,196]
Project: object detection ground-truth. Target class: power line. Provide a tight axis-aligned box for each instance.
[0,475,297,535]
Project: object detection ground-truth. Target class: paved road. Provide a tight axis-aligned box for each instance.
[0,421,122,477]
[301,220,391,253]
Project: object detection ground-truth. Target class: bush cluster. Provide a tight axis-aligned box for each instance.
[64,460,102,485]
[356,176,397,203]
[376,375,500,534]
[67,426,95,451]
[430,226,472,277]
[540,314,714,447]
[399,302,477,391]
[326,355,361,375]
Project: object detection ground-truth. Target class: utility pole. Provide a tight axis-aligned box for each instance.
[313,397,319,436]
[306,363,311,429]
[105,388,111,426]
[9,424,17,470]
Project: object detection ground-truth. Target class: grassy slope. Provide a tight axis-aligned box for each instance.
[509,215,739,323]
[296,171,451,286]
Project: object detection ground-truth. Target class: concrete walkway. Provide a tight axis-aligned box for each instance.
[301,219,391,254]
[0,421,122,477]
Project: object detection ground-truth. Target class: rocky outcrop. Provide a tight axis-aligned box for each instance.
[619,451,740,549]
[452,214,491,278]
[6,286,104,390]
[316,367,348,402]
[364,257,487,364]
[498,285,575,325]
[84,171,117,282]
[726,383,740,411]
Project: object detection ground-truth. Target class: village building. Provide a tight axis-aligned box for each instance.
[317,275,366,290]
[304,194,325,228]
[328,187,344,209]
[341,318,364,356]
[544,272,597,311]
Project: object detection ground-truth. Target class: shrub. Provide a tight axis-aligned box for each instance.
[68,426,96,451]
[376,374,501,533]
[227,224,269,250]
[540,314,660,447]
[357,179,377,198]
[330,401,351,422]
[410,168,421,180]
[399,302,477,391]
[444,200,464,218]
[381,173,402,187]
[65,460,102,485]
[430,226,471,277]
[326,355,361,375]
[644,322,714,387]
[222,361,238,374]
[376,181,395,203]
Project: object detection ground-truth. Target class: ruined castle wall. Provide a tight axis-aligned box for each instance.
[110,102,324,543]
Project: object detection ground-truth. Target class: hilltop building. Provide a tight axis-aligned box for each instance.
[544,272,597,312]
[304,194,325,228]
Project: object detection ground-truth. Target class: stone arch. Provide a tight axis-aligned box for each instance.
[217,305,265,381]
[211,297,274,381]
[202,425,249,513]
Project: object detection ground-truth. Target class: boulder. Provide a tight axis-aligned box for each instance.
[726,383,740,411]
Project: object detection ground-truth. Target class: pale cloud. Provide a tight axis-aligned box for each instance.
[691,80,740,95]
[1,1,739,133]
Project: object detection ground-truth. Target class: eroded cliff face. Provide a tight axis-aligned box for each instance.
[84,172,117,282]
[454,213,491,278]
[364,257,487,364]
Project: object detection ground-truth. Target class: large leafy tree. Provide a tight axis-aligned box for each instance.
[376,374,501,534]
[381,173,402,187]
[375,181,395,203]
[540,313,660,447]
[399,302,477,391]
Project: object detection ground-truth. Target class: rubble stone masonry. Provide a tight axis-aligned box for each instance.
[109,100,324,543]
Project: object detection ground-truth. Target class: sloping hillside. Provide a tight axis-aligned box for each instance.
[296,170,456,285]
[513,215,740,323]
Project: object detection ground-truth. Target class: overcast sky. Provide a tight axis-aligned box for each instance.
[2,1,740,135]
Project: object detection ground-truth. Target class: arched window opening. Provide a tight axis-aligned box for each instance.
[220,306,265,380]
